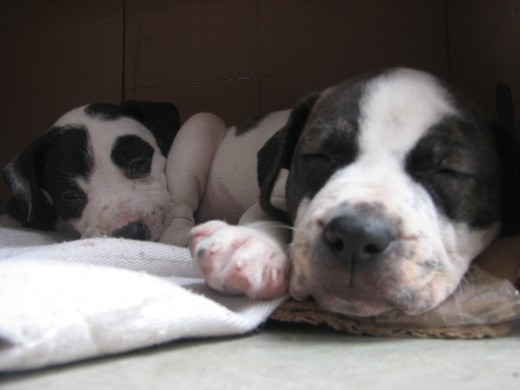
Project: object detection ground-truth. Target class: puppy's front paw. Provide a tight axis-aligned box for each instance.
[189,221,289,299]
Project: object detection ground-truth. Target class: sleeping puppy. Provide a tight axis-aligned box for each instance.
[2,98,280,245]
[2,101,180,241]
[188,67,520,316]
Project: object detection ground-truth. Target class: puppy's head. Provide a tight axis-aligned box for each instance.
[259,68,519,316]
[3,101,180,241]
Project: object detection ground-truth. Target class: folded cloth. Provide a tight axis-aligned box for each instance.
[0,216,285,371]
[2,215,519,370]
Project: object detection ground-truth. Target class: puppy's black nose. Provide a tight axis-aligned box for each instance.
[112,221,151,241]
[323,205,398,265]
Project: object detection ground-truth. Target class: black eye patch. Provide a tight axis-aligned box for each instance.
[41,125,93,221]
[406,118,500,227]
[286,130,359,220]
[407,135,475,179]
[111,135,154,179]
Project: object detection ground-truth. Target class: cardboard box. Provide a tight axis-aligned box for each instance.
[1,0,519,212]
[0,0,123,212]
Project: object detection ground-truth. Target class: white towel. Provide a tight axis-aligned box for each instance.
[0,216,285,371]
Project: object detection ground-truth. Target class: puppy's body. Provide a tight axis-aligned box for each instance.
[161,110,290,246]
[188,68,518,316]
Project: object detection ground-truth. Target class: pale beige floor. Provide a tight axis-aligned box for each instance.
[1,321,519,390]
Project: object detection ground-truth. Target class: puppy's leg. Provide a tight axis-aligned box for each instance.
[189,199,291,299]
[160,113,226,246]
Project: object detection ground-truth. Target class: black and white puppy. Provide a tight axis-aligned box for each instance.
[2,101,180,241]
[188,68,520,316]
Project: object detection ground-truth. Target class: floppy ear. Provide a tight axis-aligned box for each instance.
[2,132,58,230]
[257,94,319,224]
[494,83,520,235]
[120,101,181,156]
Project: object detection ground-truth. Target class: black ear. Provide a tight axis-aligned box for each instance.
[257,94,319,224]
[120,101,181,156]
[494,84,520,235]
[2,132,58,230]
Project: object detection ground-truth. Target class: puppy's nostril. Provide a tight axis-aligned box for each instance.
[112,221,151,241]
[364,243,384,255]
[324,232,345,253]
[331,238,345,252]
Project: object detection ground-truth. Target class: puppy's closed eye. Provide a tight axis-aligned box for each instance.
[60,188,86,203]
[407,136,475,179]
[50,185,87,220]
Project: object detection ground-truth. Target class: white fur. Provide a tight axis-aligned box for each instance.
[161,110,289,246]
[56,107,173,241]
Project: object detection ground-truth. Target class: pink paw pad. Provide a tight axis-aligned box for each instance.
[188,221,289,299]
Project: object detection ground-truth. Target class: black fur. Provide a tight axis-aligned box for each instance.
[86,101,180,156]
[236,114,267,136]
[406,116,501,228]
[111,135,154,179]
[257,94,319,224]
[2,126,92,229]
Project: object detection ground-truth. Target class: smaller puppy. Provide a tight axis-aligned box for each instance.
[3,101,180,241]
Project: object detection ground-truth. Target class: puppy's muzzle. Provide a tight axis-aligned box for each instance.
[111,221,151,240]
[290,202,408,316]
[322,204,399,272]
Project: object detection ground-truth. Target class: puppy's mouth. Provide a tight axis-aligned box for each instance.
[80,202,174,242]
[291,279,438,317]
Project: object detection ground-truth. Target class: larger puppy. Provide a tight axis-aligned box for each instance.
[3,101,180,241]
[188,68,520,316]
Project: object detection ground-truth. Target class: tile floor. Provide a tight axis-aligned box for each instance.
[1,320,519,390]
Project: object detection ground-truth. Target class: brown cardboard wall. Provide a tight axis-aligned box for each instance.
[125,0,450,125]
[1,0,520,216]
[124,0,263,126]
[0,0,124,213]
[448,0,520,128]
[257,0,449,115]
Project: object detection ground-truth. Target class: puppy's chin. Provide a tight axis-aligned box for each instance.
[288,271,391,317]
